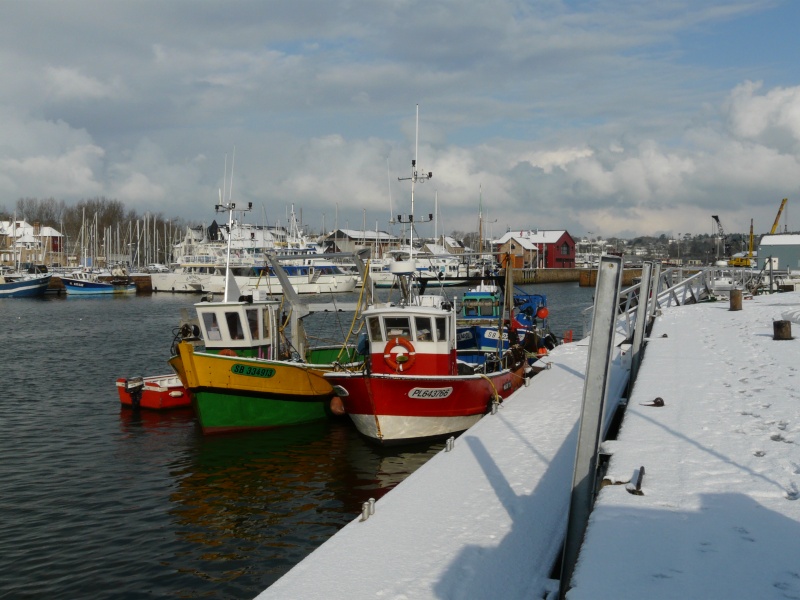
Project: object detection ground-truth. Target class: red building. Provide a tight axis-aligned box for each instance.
[493,230,576,268]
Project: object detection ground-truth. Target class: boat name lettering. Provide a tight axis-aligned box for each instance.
[485,330,509,341]
[231,364,276,378]
[456,331,473,341]
[502,381,513,391]
[408,387,453,399]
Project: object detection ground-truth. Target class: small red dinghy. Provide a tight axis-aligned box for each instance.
[116,374,191,410]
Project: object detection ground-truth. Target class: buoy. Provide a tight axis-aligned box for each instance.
[536,306,549,319]
[330,396,346,416]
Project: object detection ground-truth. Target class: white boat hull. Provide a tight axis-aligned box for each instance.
[349,413,483,443]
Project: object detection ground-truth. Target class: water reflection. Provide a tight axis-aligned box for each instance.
[162,418,443,589]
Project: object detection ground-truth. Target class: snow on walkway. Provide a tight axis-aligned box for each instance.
[569,292,800,600]
[258,342,630,599]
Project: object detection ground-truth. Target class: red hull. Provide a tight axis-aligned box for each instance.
[116,375,191,410]
[326,364,527,443]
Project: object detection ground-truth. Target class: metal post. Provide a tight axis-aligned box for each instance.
[559,255,623,599]
[648,262,662,322]
[630,261,652,385]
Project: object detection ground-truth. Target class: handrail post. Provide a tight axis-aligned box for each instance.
[559,255,623,598]
[630,261,652,386]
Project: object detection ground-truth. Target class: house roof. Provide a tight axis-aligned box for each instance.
[493,230,571,248]
[333,229,399,242]
[758,234,800,246]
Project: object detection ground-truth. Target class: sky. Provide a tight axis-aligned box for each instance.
[258,288,800,599]
[2,0,800,241]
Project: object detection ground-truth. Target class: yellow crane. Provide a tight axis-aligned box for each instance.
[770,197,788,234]
[728,218,755,267]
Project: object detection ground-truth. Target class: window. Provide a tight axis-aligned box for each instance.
[415,316,432,341]
[479,298,495,316]
[203,312,222,341]
[560,243,570,256]
[225,312,245,340]
[463,299,478,316]
[246,309,259,340]
[435,317,447,342]
[368,317,383,342]
[384,316,411,339]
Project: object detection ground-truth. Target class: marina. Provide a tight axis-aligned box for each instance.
[0,282,592,599]
[2,4,800,598]
[259,264,800,599]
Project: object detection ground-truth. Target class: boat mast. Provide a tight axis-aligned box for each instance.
[215,149,251,303]
[397,104,433,259]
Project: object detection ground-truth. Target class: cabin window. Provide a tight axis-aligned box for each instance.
[435,317,447,342]
[479,298,495,316]
[368,317,383,342]
[203,313,222,341]
[246,309,259,340]
[414,316,432,341]
[463,299,478,316]
[225,311,245,340]
[384,316,411,339]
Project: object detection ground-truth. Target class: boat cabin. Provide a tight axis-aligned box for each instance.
[195,293,281,358]
[365,304,456,375]
[460,289,501,321]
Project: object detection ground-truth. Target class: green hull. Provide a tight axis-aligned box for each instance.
[193,389,330,434]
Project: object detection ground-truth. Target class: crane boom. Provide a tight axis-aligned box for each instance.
[770,198,788,235]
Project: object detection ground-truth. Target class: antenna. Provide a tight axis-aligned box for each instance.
[228,147,236,202]
[397,104,433,251]
[387,158,395,224]
[214,149,252,302]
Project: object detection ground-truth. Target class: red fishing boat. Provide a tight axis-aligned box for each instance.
[326,110,529,443]
[326,261,529,444]
[116,374,191,410]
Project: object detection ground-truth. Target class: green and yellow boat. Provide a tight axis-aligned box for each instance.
[169,280,361,434]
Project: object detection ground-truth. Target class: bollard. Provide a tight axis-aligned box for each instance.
[774,320,793,340]
[729,288,742,311]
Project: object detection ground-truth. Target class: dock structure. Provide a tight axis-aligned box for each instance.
[257,267,800,599]
[257,339,631,600]
[568,292,800,599]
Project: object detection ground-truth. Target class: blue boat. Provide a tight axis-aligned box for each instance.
[456,281,556,366]
[0,272,52,298]
[62,270,136,295]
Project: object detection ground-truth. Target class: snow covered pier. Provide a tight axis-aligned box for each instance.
[569,290,800,599]
[258,338,630,600]
[257,264,800,599]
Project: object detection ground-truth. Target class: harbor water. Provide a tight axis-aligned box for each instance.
[0,282,593,599]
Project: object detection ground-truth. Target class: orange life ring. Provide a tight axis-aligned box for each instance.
[383,337,417,372]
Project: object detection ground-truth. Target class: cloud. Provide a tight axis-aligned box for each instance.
[0,144,105,198]
[0,0,798,240]
[44,67,123,101]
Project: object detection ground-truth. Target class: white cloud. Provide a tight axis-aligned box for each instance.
[0,144,104,197]
[0,0,798,240]
[44,67,123,101]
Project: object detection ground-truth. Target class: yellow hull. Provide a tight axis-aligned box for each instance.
[170,342,334,433]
